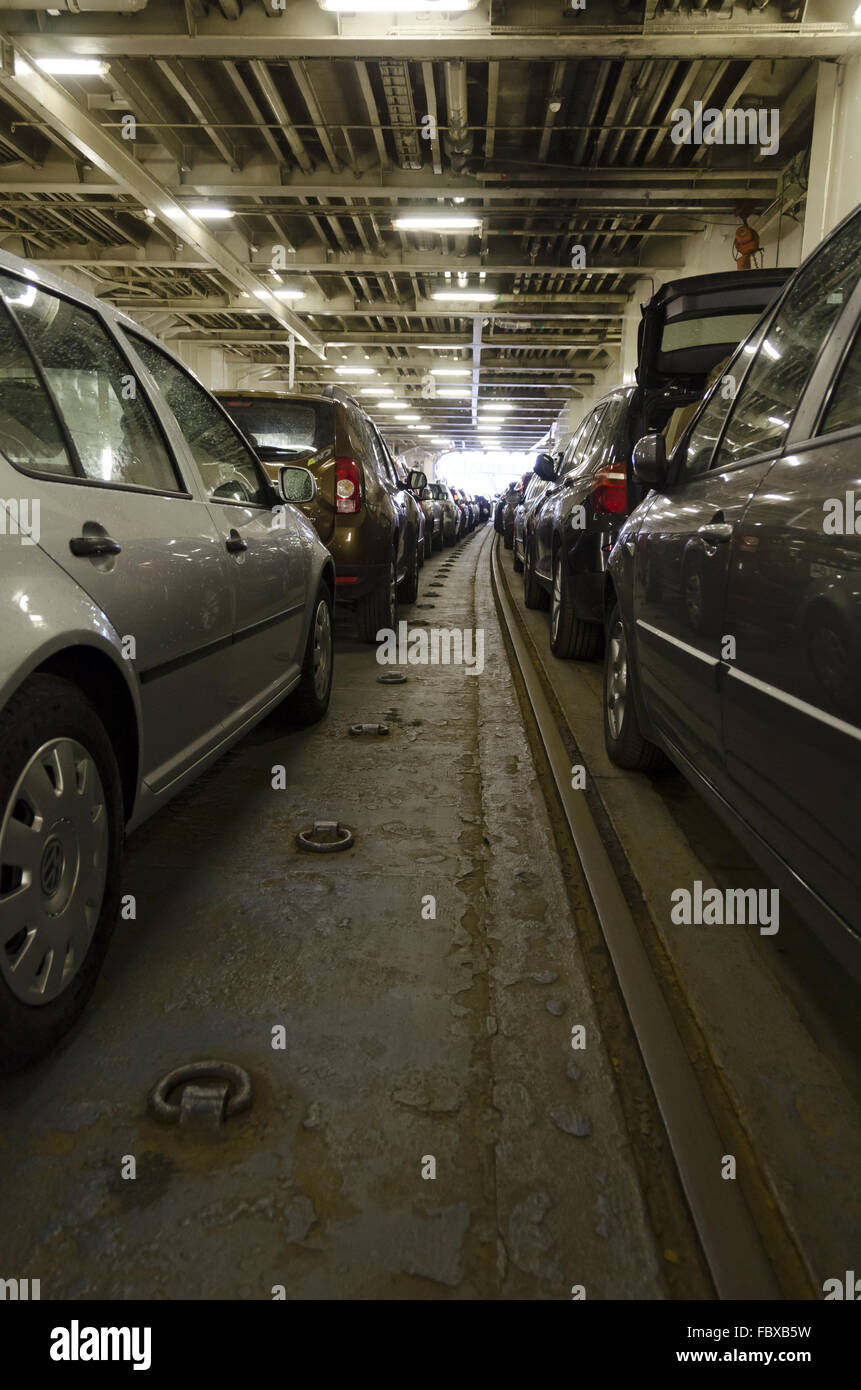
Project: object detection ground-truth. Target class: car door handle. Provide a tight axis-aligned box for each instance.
[69,534,122,558]
[225,528,248,554]
[697,522,733,544]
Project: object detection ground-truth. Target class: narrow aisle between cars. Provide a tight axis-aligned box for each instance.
[0,526,677,1300]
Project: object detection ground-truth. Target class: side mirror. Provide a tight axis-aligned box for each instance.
[631,433,668,488]
[278,465,317,504]
[408,468,427,492]
[534,452,556,482]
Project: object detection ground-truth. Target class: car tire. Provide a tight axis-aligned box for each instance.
[550,550,601,660]
[423,525,433,560]
[523,539,549,611]
[503,524,514,550]
[432,525,443,553]
[512,540,524,574]
[400,534,420,604]
[0,675,124,1075]
[285,583,334,725]
[603,602,666,771]
[356,553,398,643]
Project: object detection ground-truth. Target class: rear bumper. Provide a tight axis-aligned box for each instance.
[333,562,387,602]
[571,570,606,624]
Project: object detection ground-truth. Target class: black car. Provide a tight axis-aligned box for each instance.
[604,203,861,977]
[524,267,793,660]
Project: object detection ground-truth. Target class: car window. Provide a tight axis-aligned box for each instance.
[568,404,609,477]
[0,298,75,477]
[369,424,397,484]
[559,415,592,474]
[0,274,181,492]
[818,324,861,435]
[711,214,861,468]
[129,335,268,506]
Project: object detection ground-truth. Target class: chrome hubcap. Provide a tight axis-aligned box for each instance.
[312,598,332,701]
[551,556,562,638]
[0,738,108,1004]
[607,621,628,741]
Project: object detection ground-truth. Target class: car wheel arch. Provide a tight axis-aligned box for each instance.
[33,645,140,823]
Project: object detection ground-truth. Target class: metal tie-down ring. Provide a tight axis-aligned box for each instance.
[296,820,355,853]
[376,672,407,684]
[349,723,390,737]
[148,1060,253,1130]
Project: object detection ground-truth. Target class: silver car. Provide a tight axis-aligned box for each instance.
[0,251,335,1072]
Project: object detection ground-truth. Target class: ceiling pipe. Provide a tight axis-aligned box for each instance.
[444,59,473,175]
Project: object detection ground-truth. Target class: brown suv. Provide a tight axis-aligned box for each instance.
[217,388,425,642]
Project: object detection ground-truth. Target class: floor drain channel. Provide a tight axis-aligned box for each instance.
[296,820,355,853]
[349,723,390,737]
[148,1061,253,1132]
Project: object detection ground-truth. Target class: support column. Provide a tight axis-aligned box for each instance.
[802,57,861,260]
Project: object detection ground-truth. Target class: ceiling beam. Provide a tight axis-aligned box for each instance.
[9,22,860,62]
[0,45,325,356]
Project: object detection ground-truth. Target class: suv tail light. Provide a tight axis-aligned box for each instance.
[591,467,627,516]
[335,457,362,514]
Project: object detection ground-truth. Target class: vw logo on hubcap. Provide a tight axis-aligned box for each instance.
[40,836,65,897]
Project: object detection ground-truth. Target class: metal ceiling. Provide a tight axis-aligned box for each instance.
[0,0,852,448]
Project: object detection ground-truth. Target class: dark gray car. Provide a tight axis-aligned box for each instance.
[604,204,861,976]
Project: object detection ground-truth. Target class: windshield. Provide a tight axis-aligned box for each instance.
[220,397,334,458]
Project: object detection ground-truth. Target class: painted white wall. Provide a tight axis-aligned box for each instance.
[803,56,861,259]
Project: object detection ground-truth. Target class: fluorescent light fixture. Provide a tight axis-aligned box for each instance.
[164,206,190,222]
[481,403,509,412]
[855,1,861,21]
[323,1,471,10]
[437,387,472,398]
[431,367,471,377]
[432,290,497,303]
[374,401,407,410]
[431,437,453,445]
[361,386,393,395]
[395,414,422,421]
[335,366,376,375]
[254,288,274,300]
[187,206,234,220]
[394,216,480,231]
[36,58,106,76]
[273,288,305,300]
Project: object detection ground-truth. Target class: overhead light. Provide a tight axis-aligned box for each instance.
[164,206,190,223]
[35,58,106,76]
[273,288,305,300]
[855,1,861,21]
[432,291,497,303]
[323,1,472,11]
[482,403,510,412]
[548,98,563,114]
[335,366,376,375]
[361,386,393,395]
[254,288,274,300]
[374,401,407,410]
[437,387,472,397]
[431,367,471,377]
[395,414,422,421]
[144,208,156,221]
[431,437,453,445]
[187,206,235,220]
[394,215,480,231]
